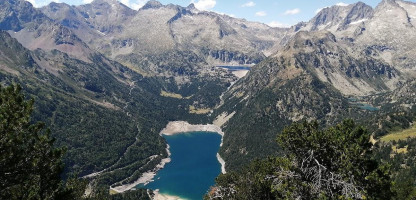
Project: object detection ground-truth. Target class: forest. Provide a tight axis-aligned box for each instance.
[207,120,416,200]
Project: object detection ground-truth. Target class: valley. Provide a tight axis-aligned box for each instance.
[1,0,416,199]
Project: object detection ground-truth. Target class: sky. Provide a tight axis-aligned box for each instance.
[26,0,416,27]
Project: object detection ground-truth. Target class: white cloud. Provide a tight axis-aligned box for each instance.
[131,0,147,10]
[26,0,38,7]
[283,8,300,15]
[80,0,146,10]
[315,2,348,14]
[120,0,130,6]
[117,0,147,10]
[26,0,62,7]
[191,0,216,10]
[255,11,267,17]
[268,21,290,28]
[336,2,349,6]
[241,1,255,7]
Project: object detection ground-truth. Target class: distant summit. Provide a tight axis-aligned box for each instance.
[302,2,373,31]
[0,0,47,31]
[141,0,163,10]
[187,3,196,10]
[90,0,119,5]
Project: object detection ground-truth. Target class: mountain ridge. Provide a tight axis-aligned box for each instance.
[40,0,288,78]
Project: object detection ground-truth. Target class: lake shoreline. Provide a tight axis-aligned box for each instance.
[110,121,226,195]
[110,145,172,193]
[153,189,184,200]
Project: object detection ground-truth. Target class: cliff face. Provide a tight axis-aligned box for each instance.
[300,2,374,32]
[294,0,416,77]
[354,0,416,74]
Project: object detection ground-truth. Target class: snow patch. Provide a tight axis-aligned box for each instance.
[96,30,106,36]
[350,18,368,25]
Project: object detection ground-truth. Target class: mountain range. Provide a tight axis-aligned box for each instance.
[0,0,415,195]
[39,0,287,77]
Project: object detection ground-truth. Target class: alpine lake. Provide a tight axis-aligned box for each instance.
[137,132,222,200]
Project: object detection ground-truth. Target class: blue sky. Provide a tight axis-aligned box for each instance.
[27,0,416,27]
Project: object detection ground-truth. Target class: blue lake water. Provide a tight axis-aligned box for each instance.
[138,132,222,200]
[347,98,379,111]
[359,103,379,111]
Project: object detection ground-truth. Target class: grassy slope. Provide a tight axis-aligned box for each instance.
[381,122,416,142]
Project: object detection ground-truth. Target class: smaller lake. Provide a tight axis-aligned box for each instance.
[217,66,251,71]
[138,132,222,200]
[347,98,379,111]
[358,103,379,111]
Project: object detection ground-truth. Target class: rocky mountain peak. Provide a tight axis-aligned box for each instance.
[141,0,163,10]
[375,0,416,13]
[85,0,135,15]
[376,0,400,9]
[287,31,337,51]
[0,0,48,31]
[339,2,373,29]
[381,0,398,4]
[91,0,118,5]
[89,0,133,11]
[273,29,399,96]
[302,1,373,32]
[41,2,73,17]
[45,1,68,8]
[1,0,33,8]
[187,3,196,10]
[370,0,414,29]
[73,0,136,34]
[354,0,416,72]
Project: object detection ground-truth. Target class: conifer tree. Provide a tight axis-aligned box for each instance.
[0,84,65,199]
[208,120,394,200]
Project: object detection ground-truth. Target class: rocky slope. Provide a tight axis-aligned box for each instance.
[0,0,93,62]
[297,0,416,77]
[300,2,374,34]
[355,0,416,75]
[213,30,395,169]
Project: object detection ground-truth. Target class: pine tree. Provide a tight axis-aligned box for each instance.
[208,120,395,200]
[0,84,65,199]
